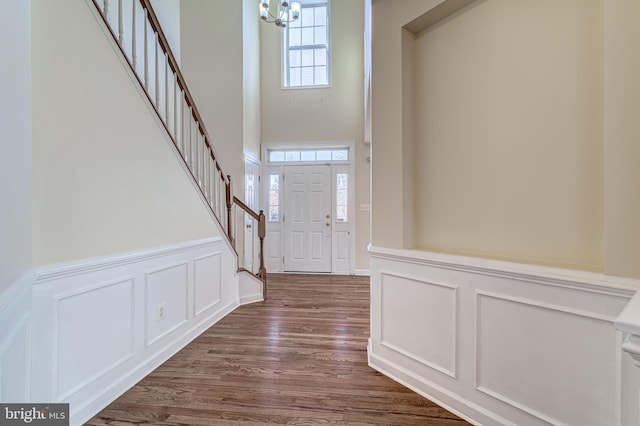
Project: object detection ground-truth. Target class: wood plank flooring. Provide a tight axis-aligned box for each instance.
[88,274,470,425]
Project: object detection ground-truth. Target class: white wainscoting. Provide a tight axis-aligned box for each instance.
[0,271,34,403]
[23,237,239,426]
[369,246,640,426]
[238,270,264,305]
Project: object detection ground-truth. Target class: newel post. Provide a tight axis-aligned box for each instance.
[225,175,233,245]
[258,209,267,300]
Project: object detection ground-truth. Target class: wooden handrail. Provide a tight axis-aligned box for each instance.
[233,196,260,221]
[91,0,266,293]
[233,194,267,295]
[138,0,228,183]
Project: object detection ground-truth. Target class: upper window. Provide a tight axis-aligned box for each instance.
[283,0,330,88]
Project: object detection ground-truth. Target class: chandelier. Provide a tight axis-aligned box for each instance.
[259,0,301,28]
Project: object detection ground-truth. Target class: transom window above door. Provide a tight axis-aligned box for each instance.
[267,148,348,163]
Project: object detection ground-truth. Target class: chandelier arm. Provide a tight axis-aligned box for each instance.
[261,2,299,26]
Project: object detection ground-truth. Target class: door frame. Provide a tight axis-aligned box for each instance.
[261,141,356,274]
[243,155,260,271]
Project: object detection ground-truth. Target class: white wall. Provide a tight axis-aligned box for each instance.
[0,0,32,293]
[180,0,244,191]
[31,0,217,266]
[260,0,370,271]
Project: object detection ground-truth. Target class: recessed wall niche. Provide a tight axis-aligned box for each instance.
[401,0,604,271]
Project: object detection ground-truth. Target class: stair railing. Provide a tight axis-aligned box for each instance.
[91,0,267,294]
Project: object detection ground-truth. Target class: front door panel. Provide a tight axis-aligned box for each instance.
[284,165,332,272]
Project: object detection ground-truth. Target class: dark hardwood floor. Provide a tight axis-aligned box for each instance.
[88,274,469,425]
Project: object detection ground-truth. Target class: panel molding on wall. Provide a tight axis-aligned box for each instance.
[380,271,457,378]
[145,263,189,347]
[475,290,620,426]
[54,277,135,401]
[194,252,222,315]
[0,271,34,403]
[23,236,241,425]
[369,245,639,426]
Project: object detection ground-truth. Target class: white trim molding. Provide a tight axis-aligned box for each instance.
[616,292,640,368]
[0,237,247,426]
[369,245,640,426]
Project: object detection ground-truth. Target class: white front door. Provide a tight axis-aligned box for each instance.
[283,165,332,272]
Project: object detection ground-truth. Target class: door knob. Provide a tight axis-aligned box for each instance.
[326,223,330,227]
[326,214,330,219]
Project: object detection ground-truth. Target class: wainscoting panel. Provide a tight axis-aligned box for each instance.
[194,252,222,316]
[380,271,457,377]
[0,272,33,403]
[476,291,618,426]
[55,278,135,400]
[145,263,188,346]
[369,246,640,426]
[24,237,243,426]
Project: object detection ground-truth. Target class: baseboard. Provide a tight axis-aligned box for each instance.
[354,269,371,276]
[368,344,504,426]
[73,300,238,425]
[240,293,264,305]
[238,271,264,305]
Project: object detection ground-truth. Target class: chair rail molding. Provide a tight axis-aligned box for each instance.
[0,237,245,425]
[369,245,640,426]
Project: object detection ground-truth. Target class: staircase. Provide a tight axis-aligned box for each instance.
[91,0,267,294]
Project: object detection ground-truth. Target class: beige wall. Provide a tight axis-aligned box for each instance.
[0,0,32,292]
[370,0,446,249]
[180,0,244,190]
[372,0,640,278]
[242,0,262,161]
[260,0,370,270]
[31,0,217,266]
[604,0,640,279]
[412,0,604,270]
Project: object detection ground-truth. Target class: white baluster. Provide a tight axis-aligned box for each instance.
[155,33,159,106]
[196,131,201,186]
[209,158,216,208]
[213,164,218,214]
[144,9,149,91]
[103,0,109,18]
[165,54,169,126]
[131,0,137,71]
[188,107,193,168]
[118,0,123,44]
[173,79,178,143]
[180,95,185,158]
[204,145,209,198]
